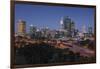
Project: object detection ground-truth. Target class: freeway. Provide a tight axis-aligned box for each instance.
[61,42,95,57]
[15,36,95,57]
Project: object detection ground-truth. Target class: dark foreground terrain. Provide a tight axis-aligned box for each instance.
[15,42,95,65]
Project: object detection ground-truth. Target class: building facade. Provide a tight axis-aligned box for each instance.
[18,20,26,36]
[29,25,37,39]
[61,16,75,37]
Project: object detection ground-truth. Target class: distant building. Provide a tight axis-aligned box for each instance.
[81,25,87,38]
[51,30,56,38]
[60,17,64,30]
[43,27,50,38]
[82,25,87,34]
[29,25,37,33]
[60,16,75,37]
[63,16,71,30]
[18,20,26,36]
[70,21,75,37]
[74,29,79,37]
[29,25,37,39]
[88,26,93,37]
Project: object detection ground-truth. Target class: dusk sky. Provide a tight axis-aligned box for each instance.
[15,3,95,33]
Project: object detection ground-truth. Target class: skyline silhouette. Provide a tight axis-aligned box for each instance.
[15,4,95,33]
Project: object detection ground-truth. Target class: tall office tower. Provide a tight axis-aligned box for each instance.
[63,16,75,37]
[59,17,67,37]
[81,25,87,38]
[82,25,86,34]
[29,24,37,39]
[71,21,75,37]
[63,16,71,37]
[29,25,36,34]
[63,16,71,30]
[18,20,26,35]
[60,17,64,30]
[44,27,50,38]
[71,21,75,31]
[88,26,93,37]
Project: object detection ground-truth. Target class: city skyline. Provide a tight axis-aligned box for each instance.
[15,4,95,33]
[14,3,96,66]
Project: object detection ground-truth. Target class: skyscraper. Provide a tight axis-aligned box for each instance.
[29,25,36,34]
[63,16,71,30]
[60,17,64,30]
[82,25,86,34]
[29,24,37,39]
[71,21,75,31]
[71,21,75,37]
[88,26,93,37]
[81,25,87,38]
[62,16,75,37]
[18,20,26,36]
